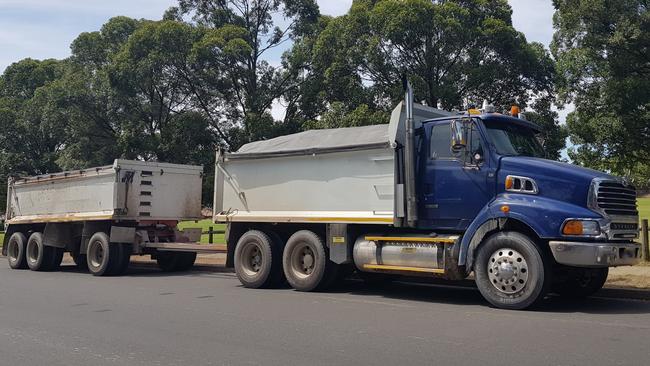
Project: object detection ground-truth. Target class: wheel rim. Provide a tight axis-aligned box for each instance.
[8,239,19,262]
[27,240,40,264]
[290,242,316,279]
[88,241,104,268]
[240,242,263,276]
[487,248,529,295]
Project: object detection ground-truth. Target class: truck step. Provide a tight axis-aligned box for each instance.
[364,235,459,244]
[363,264,445,275]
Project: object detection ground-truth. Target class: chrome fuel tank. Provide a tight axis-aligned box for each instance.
[353,236,445,270]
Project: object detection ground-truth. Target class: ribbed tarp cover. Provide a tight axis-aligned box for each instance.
[235,124,391,155]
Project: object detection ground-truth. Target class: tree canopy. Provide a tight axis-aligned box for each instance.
[552,0,650,187]
[1,0,575,211]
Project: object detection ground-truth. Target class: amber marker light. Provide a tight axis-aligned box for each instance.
[562,220,584,235]
[500,205,510,214]
[505,176,514,190]
[510,105,520,116]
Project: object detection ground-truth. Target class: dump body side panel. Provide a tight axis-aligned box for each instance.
[215,147,396,224]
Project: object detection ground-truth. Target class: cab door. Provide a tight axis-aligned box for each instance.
[418,120,495,230]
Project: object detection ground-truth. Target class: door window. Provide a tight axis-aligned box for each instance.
[430,122,453,159]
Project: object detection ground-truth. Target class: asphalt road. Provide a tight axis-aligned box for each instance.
[1,261,649,366]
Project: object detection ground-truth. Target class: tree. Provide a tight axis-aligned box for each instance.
[552,0,650,187]
[168,0,321,147]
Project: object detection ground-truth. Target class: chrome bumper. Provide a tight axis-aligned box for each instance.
[549,241,641,268]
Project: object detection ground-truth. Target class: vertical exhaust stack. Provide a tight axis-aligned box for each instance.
[403,79,418,227]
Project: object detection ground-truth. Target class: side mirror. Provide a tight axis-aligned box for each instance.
[451,119,470,153]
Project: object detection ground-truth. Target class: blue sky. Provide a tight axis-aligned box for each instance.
[0,0,557,73]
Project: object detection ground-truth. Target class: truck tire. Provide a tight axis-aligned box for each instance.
[26,232,57,271]
[554,267,608,299]
[50,247,64,271]
[234,230,283,288]
[283,230,337,292]
[7,232,28,269]
[474,231,550,310]
[86,232,118,276]
[111,243,132,275]
[175,252,197,272]
[72,251,88,270]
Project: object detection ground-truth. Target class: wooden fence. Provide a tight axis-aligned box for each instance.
[203,226,225,244]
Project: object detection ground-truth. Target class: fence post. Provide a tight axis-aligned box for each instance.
[642,219,649,262]
[209,226,214,244]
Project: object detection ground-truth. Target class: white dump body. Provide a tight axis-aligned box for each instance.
[6,160,203,224]
[214,103,451,225]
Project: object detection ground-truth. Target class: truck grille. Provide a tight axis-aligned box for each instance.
[596,181,638,216]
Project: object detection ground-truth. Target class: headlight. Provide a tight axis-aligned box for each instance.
[562,219,601,236]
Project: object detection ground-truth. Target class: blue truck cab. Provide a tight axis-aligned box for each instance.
[415,111,640,307]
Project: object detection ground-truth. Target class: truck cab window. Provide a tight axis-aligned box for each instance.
[430,122,453,159]
[469,123,484,163]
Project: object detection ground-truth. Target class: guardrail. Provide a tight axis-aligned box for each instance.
[203,226,225,244]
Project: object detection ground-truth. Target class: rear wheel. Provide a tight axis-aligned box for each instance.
[72,251,88,270]
[7,232,28,269]
[112,243,132,275]
[234,230,283,288]
[554,267,608,298]
[26,232,57,271]
[474,231,550,310]
[283,230,337,292]
[86,232,118,276]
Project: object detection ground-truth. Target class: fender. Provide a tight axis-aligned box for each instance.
[459,193,601,269]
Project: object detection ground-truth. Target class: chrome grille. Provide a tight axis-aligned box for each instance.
[596,181,638,216]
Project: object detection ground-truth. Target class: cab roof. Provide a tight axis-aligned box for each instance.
[425,112,542,132]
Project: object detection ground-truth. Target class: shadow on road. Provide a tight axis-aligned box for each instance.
[56,261,650,315]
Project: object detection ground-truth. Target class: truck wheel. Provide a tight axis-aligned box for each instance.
[156,252,180,272]
[474,232,550,310]
[234,230,283,288]
[283,230,336,292]
[175,252,197,272]
[72,251,88,270]
[111,244,132,275]
[50,248,64,271]
[555,267,608,299]
[7,232,28,269]
[86,232,118,276]
[26,232,56,271]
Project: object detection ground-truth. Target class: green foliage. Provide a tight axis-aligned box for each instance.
[552,0,650,188]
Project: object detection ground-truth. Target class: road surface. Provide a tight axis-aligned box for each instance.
[0,260,648,366]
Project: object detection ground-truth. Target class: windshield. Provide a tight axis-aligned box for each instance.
[483,121,545,158]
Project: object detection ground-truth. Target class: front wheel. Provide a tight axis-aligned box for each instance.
[474,232,550,310]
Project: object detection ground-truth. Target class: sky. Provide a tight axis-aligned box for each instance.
[0,0,556,73]
[0,0,565,134]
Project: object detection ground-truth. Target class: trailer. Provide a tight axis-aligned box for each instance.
[2,159,223,276]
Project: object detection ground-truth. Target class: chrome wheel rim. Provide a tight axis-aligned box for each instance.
[88,241,104,268]
[240,242,263,276]
[290,243,315,279]
[27,240,39,264]
[487,248,529,295]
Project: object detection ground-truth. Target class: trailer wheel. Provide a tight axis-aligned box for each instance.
[50,247,64,271]
[7,232,28,269]
[474,231,550,310]
[72,251,88,270]
[86,232,118,276]
[26,232,56,271]
[175,252,197,272]
[283,230,336,292]
[111,244,132,275]
[554,267,608,299]
[234,230,282,288]
[156,252,179,272]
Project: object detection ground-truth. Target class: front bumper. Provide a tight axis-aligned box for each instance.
[549,241,641,268]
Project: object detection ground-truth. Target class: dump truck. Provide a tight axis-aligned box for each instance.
[2,160,223,276]
[3,86,642,310]
[214,85,641,309]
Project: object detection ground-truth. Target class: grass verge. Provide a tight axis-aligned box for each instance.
[178,219,225,244]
